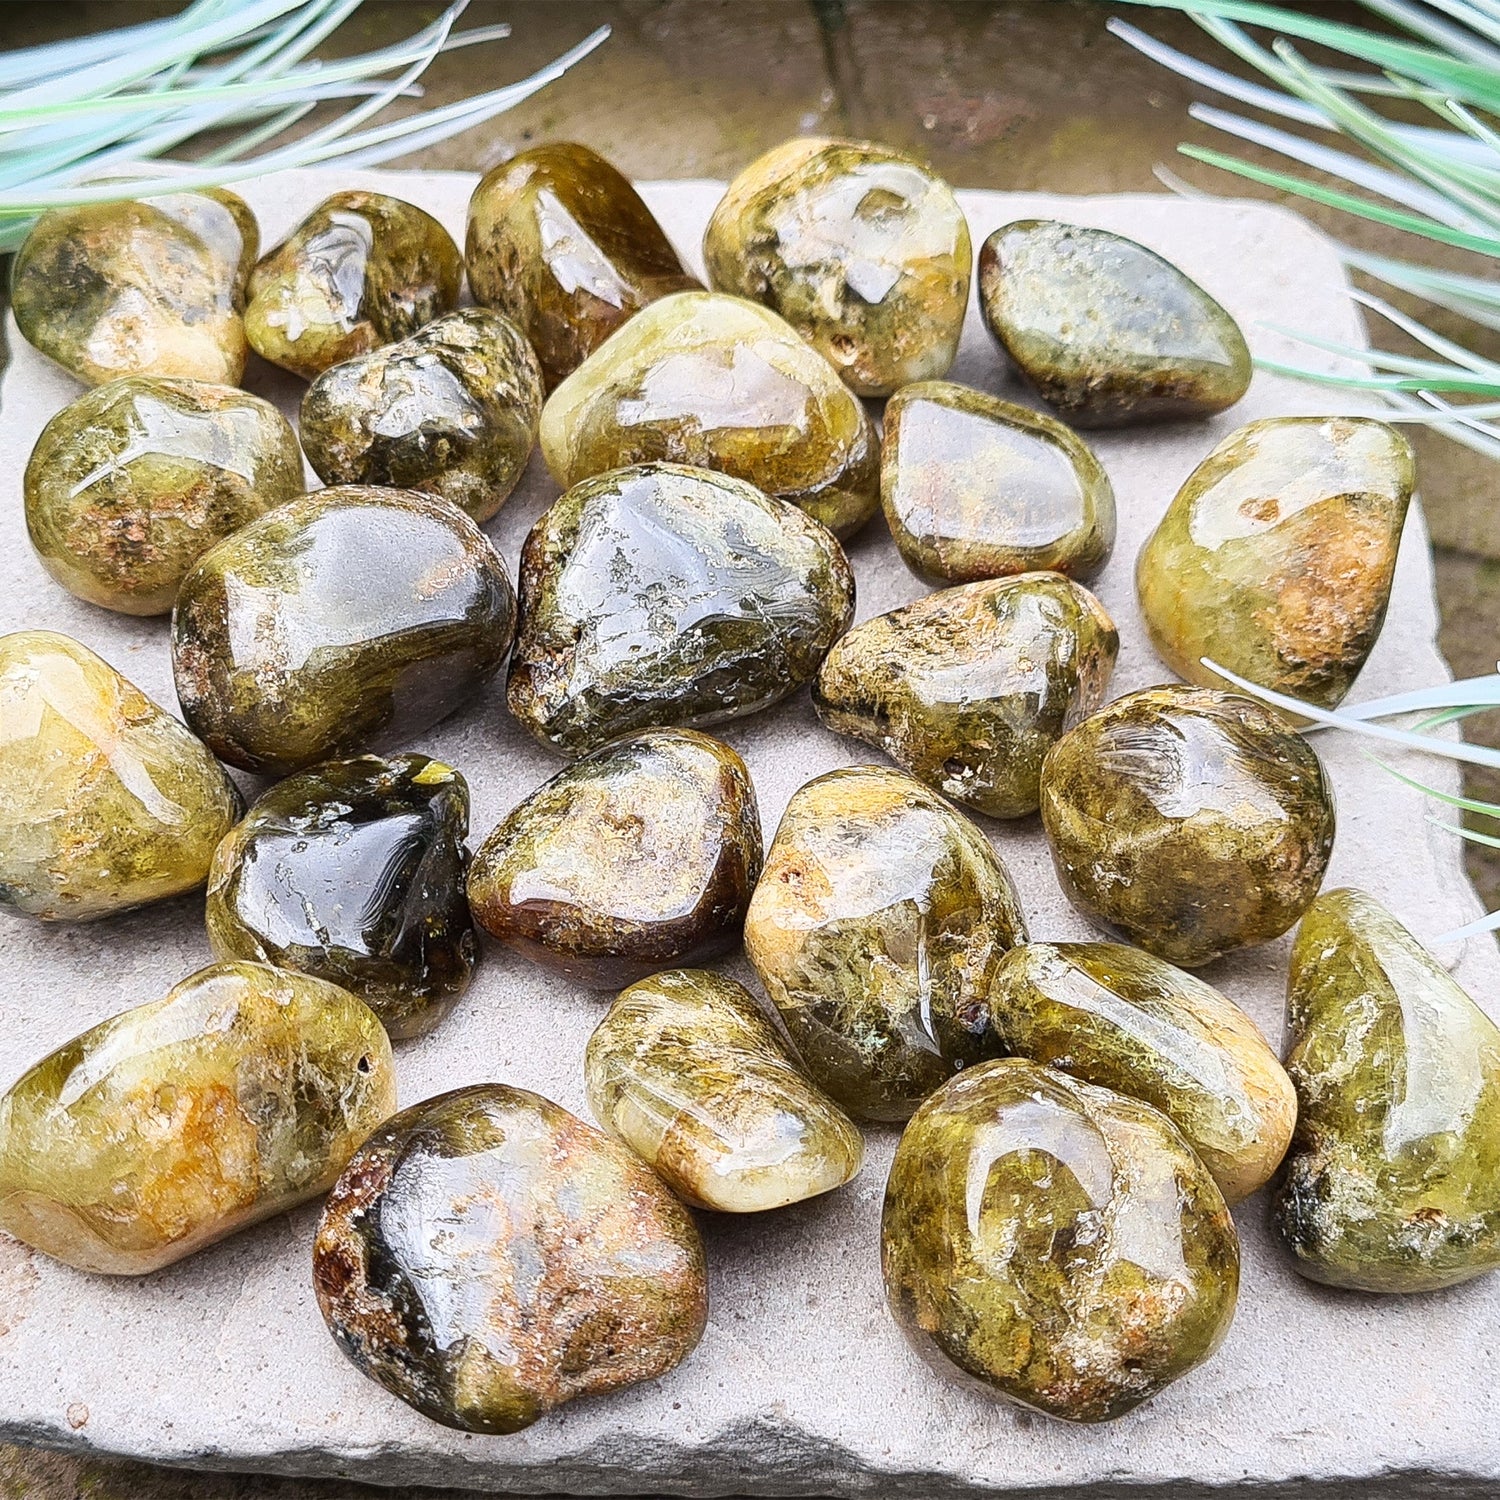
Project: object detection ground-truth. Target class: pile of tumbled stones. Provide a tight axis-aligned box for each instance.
[0,137,1490,1438]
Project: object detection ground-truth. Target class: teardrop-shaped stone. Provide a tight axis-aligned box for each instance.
[880,381,1116,584]
[1138,416,1415,709]
[744,766,1026,1122]
[507,463,854,755]
[1274,888,1500,1292]
[467,728,762,986]
[0,631,241,922]
[245,191,462,380]
[882,1058,1239,1422]
[585,969,863,1212]
[539,291,880,536]
[703,137,971,397]
[313,1084,706,1433]
[813,573,1118,819]
[979,220,1251,427]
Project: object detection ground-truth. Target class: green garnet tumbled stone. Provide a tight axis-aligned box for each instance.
[1138,416,1415,710]
[1274,889,1500,1292]
[979,220,1251,427]
[880,381,1116,584]
[744,765,1026,1122]
[882,1058,1239,1422]
[813,573,1118,819]
[172,486,515,776]
[703,137,970,397]
[585,969,863,1212]
[0,961,394,1274]
[244,191,462,380]
[313,1083,707,1433]
[1040,685,1334,967]
[507,463,854,755]
[0,631,241,922]
[539,290,880,537]
[468,728,761,986]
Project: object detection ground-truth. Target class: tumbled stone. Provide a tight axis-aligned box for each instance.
[991,942,1295,1203]
[979,220,1251,427]
[25,377,303,615]
[245,191,462,380]
[0,631,241,922]
[585,968,863,1212]
[539,291,880,536]
[508,463,854,755]
[744,766,1026,1122]
[206,754,477,1041]
[813,573,1118,819]
[882,1058,1239,1422]
[466,141,700,390]
[1138,416,1415,709]
[468,728,760,986]
[313,1083,706,1433]
[0,961,394,1275]
[703,137,970,397]
[172,486,515,776]
[880,381,1116,584]
[1274,889,1500,1292]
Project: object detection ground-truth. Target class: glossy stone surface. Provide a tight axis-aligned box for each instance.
[1040,685,1335,967]
[172,486,515,777]
[703,137,970,396]
[979,220,1251,427]
[245,191,462,380]
[585,968,863,1212]
[468,728,761,986]
[206,754,477,1041]
[508,463,854,754]
[313,1084,706,1434]
[813,573,1118,819]
[25,377,303,615]
[882,1058,1239,1423]
[539,290,880,536]
[466,141,700,390]
[744,765,1026,1123]
[0,631,241,922]
[1274,889,1500,1292]
[0,961,394,1275]
[11,189,257,387]
[1138,416,1415,710]
[881,381,1116,584]
[991,942,1296,1203]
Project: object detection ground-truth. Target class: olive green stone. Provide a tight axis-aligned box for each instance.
[585,969,863,1212]
[744,765,1026,1123]
[880,381,1116,584]
[25,377,303,615]
[0,960,395,1275]
[1138,416,1415,710]
[813,573,1118,819]
[507,463,854,755]
[703,137,970,397]
[299,308,543,524]
[978,220,1252,428]
[991,942,1296,1203]
[0,631,241,922]
[466,141,701,390]
[539,290,880,537]
[467,728,762,986]
[1274,888,1500,1292]
[11,189,257,387]
[172,485,515,776]
[882,1058,1239,1423]
[313,1083,707,1434]
[245,191,462,380]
